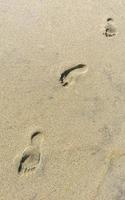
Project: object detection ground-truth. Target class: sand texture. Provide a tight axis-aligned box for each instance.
[1,0,125,199]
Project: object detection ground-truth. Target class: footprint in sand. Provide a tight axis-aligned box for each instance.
[103,18,117,37]
[17,131,44,175]
[59,64,88,87]
[18,146,41,174]
[96,154,125,200]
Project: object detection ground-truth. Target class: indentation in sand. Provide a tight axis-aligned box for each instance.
[96,152,125,199]
[103,18,117,37]
[18,146,41,174]
[59,64,88,87]
[31,131,44,147]
[17,131,44,176]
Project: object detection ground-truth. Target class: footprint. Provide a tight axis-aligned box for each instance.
[17,131,44,175]
[59,64,88,87]
[18,146,41,174]
[103,18,117,37]
[96,154,125,200]
[31,131,44,147]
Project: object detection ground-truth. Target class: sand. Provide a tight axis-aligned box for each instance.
[1,0,125,199]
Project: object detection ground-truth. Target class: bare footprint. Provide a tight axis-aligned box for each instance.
[18,146,41,175]
[17,131,44,175]
[96,154,125,200]
[103,18,117,37]
[31,131,44,147]
[59,64,88,87]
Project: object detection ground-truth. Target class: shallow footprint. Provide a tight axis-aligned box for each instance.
[103,18,117,37]
[59,64,88,87]
[96,155,125,200]
[31,131,44,147]
[18,146,41,175]
[17,131,44,175]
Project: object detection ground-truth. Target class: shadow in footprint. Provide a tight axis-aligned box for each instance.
[59,64,88,87]
[17,131,44,175]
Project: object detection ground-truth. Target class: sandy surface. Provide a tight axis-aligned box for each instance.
[1,0,125,199]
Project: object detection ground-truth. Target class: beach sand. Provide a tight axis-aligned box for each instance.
[1,0,125,199]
